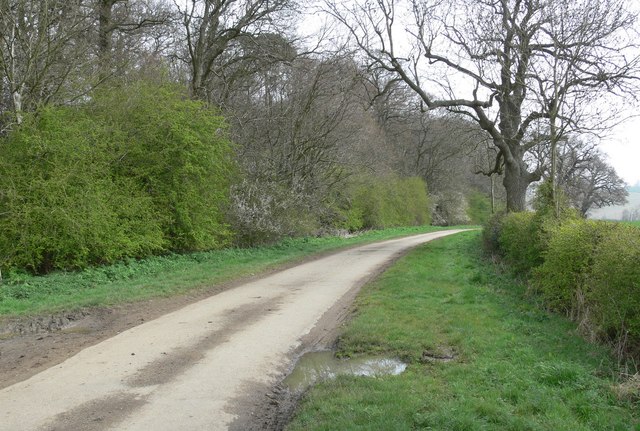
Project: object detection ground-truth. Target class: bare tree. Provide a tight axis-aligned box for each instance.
[556,138,628,216]
[96,0,172,75]
[0,0,91,125]
[174,0,295,102]
[326,0,640,211]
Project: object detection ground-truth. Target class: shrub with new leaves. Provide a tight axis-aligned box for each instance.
[589,224,640,353]
[334,175,430,231]
[0,107,165,273]
[497,211,540,274]
[91,83,236,251]
[0,82,236,273]
[532,220,618,315]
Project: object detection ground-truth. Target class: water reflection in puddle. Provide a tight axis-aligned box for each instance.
[283,350,407,392]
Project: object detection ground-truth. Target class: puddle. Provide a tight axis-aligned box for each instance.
[283,350,407,392]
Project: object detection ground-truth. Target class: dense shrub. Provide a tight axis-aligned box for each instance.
[466,191,492,225]
[92,83,235,251]
[226,178,318,246]
[496,184,578,275]
[0,83,235,273]
[334,175,430,231]
[532,220,618,315]
[497,211,541,274]
[481,210,507,255]
[0,108,165,273]
[589,224,640,355]
[490,206,640,362]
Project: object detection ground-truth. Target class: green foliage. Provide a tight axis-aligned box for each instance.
[532,220,618,314]
[91,82,235,251]
[497,206,640,361]
[0,82,235,273]
[498,211,542,274]
[334,175,430,231]
[492,184,578,276]
[590,224,640,353]
[481,210,506,255]
[0,107,165,273]
[466,191,492,225]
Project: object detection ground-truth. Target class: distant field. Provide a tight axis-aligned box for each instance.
[590,191,640,220]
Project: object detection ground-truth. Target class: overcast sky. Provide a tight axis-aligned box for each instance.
[601,118,640,187]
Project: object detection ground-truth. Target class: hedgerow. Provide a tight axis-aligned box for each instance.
[589,224,640,357]
[0,83,235,274]
[487,207,640,362]
[333,175,430,231]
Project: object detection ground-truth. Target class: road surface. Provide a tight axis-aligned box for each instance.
[0,230,466,431]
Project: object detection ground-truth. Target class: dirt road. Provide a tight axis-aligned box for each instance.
[0,230,466,431]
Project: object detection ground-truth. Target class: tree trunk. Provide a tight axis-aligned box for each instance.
[9,23,23,124]
[490,174,495,214]
[503,160,530,212]
[98,0,117,75]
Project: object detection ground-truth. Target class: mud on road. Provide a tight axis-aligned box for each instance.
[0,230,467,431]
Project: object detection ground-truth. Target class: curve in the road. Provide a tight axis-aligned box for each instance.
[0,229,468,431]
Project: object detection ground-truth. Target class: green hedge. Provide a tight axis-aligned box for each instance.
[334,175,430,231]
[532,220,617,315]
[489,211,640,361]
[589,224,640,352]
[0,83,235,274]
[466,191,492,225]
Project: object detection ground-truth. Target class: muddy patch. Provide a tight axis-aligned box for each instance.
[420,347,458,364]
[38,392,148,431]
[0,310,94,337]
[126,296,284,387]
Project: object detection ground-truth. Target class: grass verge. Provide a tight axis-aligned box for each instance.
[0,226,452,317]
[286,231,639,431]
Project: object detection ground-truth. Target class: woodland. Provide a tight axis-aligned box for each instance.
[0,0,634,273]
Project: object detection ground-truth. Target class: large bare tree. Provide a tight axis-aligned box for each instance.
[555,138,628,216]
[326,0,639,211]
[96,0,171,75]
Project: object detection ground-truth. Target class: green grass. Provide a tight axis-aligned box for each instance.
[287,231,639,431]
[0,226,455,317]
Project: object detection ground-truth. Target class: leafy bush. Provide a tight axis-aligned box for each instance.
[91,82,235,251]
[0,82,235,273]
[495,185,578,275]
[333,175,430,231]
[497,211,541,274]
[0,108,165,273]
[481,210,506,256]
[466,191,492,225]
[589,224,640,354]
[532,220,618,315]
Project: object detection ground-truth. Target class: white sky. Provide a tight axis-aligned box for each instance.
[602,118,640,187]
